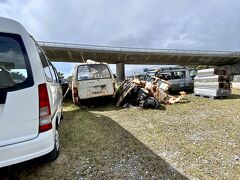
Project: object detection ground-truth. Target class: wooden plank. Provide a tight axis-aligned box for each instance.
[194,88,231,97]
[193,94,228,99]
[197,67,231,77]
[116,82,136,107]
[194,75,231,83]
[194,82,230,90]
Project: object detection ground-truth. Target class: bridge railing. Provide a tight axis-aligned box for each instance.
[37,41,240,57]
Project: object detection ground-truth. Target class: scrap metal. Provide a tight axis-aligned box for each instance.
[116,77,187,109]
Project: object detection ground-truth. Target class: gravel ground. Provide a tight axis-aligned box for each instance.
[1,90,240,179]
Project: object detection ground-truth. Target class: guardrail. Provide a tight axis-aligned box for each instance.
[37,41,240,57]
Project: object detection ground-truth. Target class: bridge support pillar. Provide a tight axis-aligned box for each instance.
[116,62,125,82]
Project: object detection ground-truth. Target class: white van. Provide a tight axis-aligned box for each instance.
[0,17,63,168]
[72,60,115,105]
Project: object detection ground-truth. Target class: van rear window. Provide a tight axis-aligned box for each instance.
[0,33,33,91]
[77,64,111,80]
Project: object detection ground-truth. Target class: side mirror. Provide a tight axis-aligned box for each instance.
[191,75,196,80]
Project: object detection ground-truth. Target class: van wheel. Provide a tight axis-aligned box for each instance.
[74,100,78,106]
[43,129,60,162]
[60,110,63,120]
[72,95,79,106]
[73,97,79,106]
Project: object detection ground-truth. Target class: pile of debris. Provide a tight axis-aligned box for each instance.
[116,77,187,109]
[194,68,232,98]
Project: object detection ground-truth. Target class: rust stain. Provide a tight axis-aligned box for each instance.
[116,77,187,108]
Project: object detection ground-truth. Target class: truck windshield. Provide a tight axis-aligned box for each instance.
[0,33,33,90]
[77,64,111,81]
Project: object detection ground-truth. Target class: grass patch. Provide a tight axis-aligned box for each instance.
[1,89,240,179]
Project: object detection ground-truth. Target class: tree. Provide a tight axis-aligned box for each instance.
[189,65,213,70]
[10,71,26,81]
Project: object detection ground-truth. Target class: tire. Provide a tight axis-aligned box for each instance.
[43,129,60,162]
[168,88,173,95]
[72,95,79,106]
[60,110,63,121]
[74,99,79,106]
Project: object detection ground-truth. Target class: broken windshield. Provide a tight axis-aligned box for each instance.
[77,64,111,81]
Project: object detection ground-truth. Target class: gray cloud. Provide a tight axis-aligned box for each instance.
[1,0,240,75]
[1,0,240,51]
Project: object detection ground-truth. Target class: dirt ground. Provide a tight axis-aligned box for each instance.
[1,90,240,179]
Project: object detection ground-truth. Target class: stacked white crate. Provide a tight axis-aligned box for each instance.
[194,68,232,98]
[232,75,240,89]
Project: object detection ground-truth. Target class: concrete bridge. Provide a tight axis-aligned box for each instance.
[38,41,240,81]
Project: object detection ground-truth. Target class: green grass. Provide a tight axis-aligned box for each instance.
[1,90,240,179]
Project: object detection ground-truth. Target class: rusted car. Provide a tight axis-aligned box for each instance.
[145,66,197,92]
[71,60,115,105]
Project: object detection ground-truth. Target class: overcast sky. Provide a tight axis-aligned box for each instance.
[1,0,240,76]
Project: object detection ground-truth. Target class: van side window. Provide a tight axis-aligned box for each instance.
[48,61,59,83]
[52,66,59,82]
[49,65,57,83]
[37,47,53,82]
[43,66,53,82]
